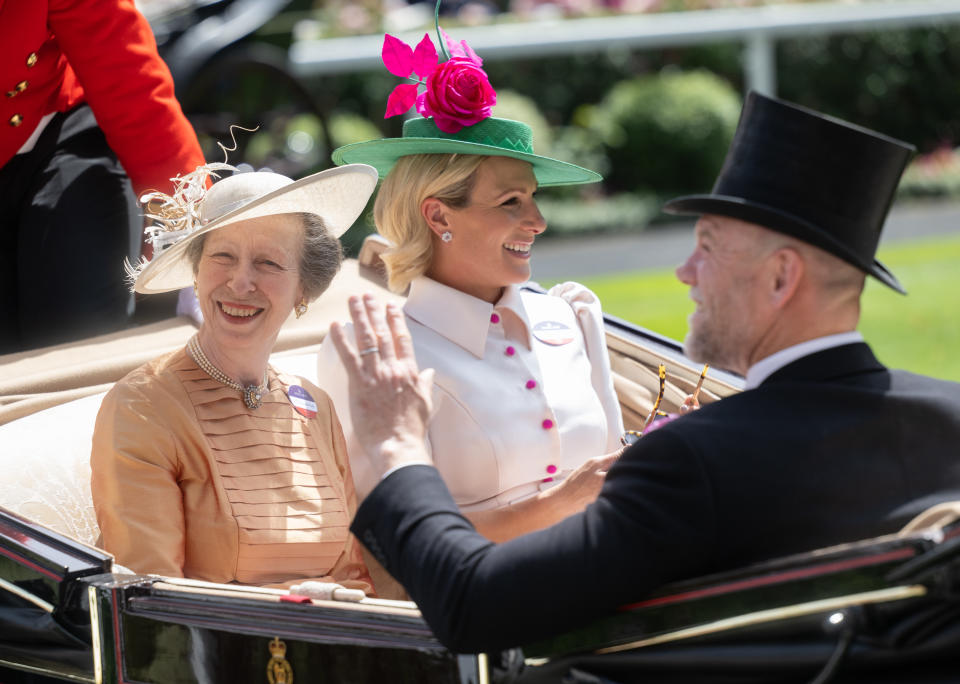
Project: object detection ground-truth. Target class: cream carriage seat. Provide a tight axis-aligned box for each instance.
[0,392,106,546]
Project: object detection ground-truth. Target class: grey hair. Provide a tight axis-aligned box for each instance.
[186,233,206,275]
[186,212,342,301]
[298,212,343,301]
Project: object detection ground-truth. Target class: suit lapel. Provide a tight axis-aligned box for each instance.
[762,342,885,386]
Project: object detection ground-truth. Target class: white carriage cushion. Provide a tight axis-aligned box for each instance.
[0,392,106,546]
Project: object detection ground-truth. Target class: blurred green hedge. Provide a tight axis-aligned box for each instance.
[776,27,960,152]
[577,70,741,196]
[482,25,960,156]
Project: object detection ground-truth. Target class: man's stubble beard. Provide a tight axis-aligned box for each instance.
[682,311,742,373]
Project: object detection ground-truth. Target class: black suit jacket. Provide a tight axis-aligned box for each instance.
[351,343,960,652]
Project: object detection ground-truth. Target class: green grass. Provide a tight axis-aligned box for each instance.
[545,234,960,382]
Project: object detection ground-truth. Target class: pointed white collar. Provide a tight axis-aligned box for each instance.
[404,277,532,359]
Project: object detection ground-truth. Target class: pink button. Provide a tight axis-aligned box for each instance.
[542,419,554,430]
[490,313,500,324]
[546,464,557,474]
[542,477,554,483]
[525,379,537,390]
[505,346,516,356]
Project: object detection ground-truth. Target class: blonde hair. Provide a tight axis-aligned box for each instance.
[374,153,486,293]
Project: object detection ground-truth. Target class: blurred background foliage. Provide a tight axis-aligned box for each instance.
[324,22,960,248]
[574,69,742,195]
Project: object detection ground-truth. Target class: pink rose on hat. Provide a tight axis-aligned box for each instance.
[381,30,496,134]
[416,56,496,133]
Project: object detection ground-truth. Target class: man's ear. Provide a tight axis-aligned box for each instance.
[421,197,451,238]
[769,247,804,309]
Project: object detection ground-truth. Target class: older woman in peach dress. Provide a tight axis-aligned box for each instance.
[91,162,380,590]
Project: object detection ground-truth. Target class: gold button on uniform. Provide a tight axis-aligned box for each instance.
[6,81,28,98]
[9,114,23,127]
[26,52,38,67]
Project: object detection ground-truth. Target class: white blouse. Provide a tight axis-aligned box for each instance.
[316,277,623,511]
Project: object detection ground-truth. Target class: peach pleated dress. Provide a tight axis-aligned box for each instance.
[91,348,371,592]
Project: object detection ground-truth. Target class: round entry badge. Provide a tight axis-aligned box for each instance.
[287,385,317,418]
[532,320,575,346]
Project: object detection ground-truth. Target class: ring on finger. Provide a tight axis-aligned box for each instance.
[359,346,379,356]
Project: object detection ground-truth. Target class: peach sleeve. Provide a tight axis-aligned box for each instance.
[90,382,187,577]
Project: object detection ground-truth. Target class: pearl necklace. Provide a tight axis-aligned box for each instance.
[187,335,268,410]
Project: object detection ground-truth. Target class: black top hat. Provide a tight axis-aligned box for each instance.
[663,92,915,294]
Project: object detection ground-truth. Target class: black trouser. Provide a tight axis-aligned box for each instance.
[0,104,139,354]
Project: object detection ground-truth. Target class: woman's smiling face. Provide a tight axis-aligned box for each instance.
[427,156,546,303]
[195,214,304,358]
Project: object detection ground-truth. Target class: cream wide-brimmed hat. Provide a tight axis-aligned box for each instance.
[133,164,379,294]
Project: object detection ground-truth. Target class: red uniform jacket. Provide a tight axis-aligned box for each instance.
[0,0,204,195]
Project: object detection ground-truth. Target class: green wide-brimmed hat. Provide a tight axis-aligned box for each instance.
[331,116,601,188]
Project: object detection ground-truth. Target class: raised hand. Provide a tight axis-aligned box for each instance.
[329,294,435,478]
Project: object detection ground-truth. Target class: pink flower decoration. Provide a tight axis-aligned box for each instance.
[380,31,495,133]
[382,34,416,77]
[416,57,496,133]
[412,35,439,78]
[385,84,419,118]
[441,28,482,65]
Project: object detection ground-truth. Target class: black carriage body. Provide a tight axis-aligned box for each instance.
[0,509,480,684]
[8,506,960,684]
[0,510,108,682]
[518,522,960,683]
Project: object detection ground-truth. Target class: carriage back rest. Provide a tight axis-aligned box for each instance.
[605,331,741,431]
[0,392,105,546]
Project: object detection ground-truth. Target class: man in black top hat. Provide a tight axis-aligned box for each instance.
[330,92,960,653]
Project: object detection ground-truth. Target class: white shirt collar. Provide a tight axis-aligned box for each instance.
[744,331,865,389]
[404,277,531,359]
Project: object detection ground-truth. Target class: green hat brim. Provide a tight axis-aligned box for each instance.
[332,137,601,188]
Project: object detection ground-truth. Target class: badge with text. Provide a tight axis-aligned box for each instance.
[287,385,317,418]
[532,320,575,346]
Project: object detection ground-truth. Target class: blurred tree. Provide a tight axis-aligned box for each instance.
[777,26,960,152]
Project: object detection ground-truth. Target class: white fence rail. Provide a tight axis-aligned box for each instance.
[290,0,960,95]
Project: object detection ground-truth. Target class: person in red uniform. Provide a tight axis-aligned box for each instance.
[0,0,205,353]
